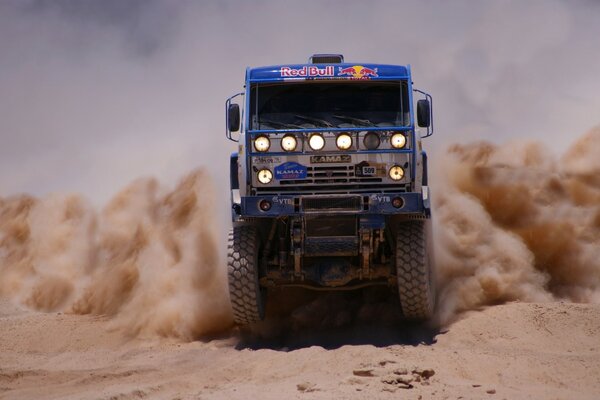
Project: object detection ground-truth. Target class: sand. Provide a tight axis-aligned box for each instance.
[1,297,599,400]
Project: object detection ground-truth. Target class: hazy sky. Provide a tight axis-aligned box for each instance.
[1,0,599,205]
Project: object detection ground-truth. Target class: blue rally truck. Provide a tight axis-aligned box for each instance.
[225,54,435,325]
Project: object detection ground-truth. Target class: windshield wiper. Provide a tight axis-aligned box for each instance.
[333,115,375,127]
[258,118,303,129]
[295,114,335,128]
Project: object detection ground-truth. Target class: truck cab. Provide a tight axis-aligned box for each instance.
[226,54,435,325]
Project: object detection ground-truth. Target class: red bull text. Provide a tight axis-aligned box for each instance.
[280,66,335,77]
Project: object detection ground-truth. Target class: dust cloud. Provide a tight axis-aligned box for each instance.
[2,129,600,339]
[434,126,600,323]
[0,169,233,340]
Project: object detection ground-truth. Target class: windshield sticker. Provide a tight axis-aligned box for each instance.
[274,162,307,180]
[280,66,335,78]
[338,65,378,79]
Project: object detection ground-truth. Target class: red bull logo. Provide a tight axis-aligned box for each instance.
[280,66,335,78]
[338,65,378,79]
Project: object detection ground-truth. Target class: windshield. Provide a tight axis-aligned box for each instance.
[249,80,410,130]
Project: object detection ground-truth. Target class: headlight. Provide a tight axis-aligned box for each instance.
[336,133,352,150]
[363,132,380,150]
[389,165,405,181]
[257,169,273,184]
[281,135,297,152]
[254,135,270,152]
[390,133,407,149]
[309,134,325,150]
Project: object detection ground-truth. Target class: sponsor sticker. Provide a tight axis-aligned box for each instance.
[274,161,307,180]
[338,65,378,79]
[280,66,335,78]
[252,156,282,164]
[310,154,351,164]
[370,194,391,203]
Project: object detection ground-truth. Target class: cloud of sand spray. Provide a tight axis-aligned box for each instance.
[0,169,233,339]
[434,126,600,324]
[2,130,600,338]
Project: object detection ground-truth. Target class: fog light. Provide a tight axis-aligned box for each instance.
[392,196,404,208]
[259,199,272,211]
[257,169,273,184]
[389,165,404,181]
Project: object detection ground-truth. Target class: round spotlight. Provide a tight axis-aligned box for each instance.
[363,132,381,150]
[254,135,270,152]
[257,169,273,184]
[281,135,297,152]
[392,196,404,208]
[309,134,325,150]
[390,133,407,149]
[259,199,272,211]
[389,165,405,181]
[336,133,352,150]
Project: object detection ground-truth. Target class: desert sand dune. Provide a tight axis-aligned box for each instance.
[1,298,599,399]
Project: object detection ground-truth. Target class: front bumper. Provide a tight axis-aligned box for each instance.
[233,190,430,218]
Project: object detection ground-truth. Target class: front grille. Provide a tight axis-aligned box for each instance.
[282,165,381,185]
[255,184,409,195]
[255,165,409,194]
[302,196,361,212]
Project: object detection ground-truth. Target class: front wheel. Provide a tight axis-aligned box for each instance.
[395,220,436,320]
[227,225,265,325]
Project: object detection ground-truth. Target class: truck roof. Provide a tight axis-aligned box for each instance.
[247,63,410,83]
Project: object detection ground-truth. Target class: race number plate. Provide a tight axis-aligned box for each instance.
[362,166,376,175]
[355,161,385,177]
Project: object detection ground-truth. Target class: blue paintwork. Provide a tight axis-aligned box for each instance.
[237,192,426,218]
[243,63,418,191]
[228,58,431,221]
[249,126,413,134]
[359,215,386,229]
[248,63,410,82]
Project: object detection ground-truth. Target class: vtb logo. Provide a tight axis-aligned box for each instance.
[338,65,378,79]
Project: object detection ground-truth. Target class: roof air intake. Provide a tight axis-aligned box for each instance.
[310,54,344,64]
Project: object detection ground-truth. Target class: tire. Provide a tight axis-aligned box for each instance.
[227,225,265,324]
[395,220,435,320]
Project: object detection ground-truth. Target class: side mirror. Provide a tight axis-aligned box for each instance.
[417,99,430,128]
[227,103,240,132]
